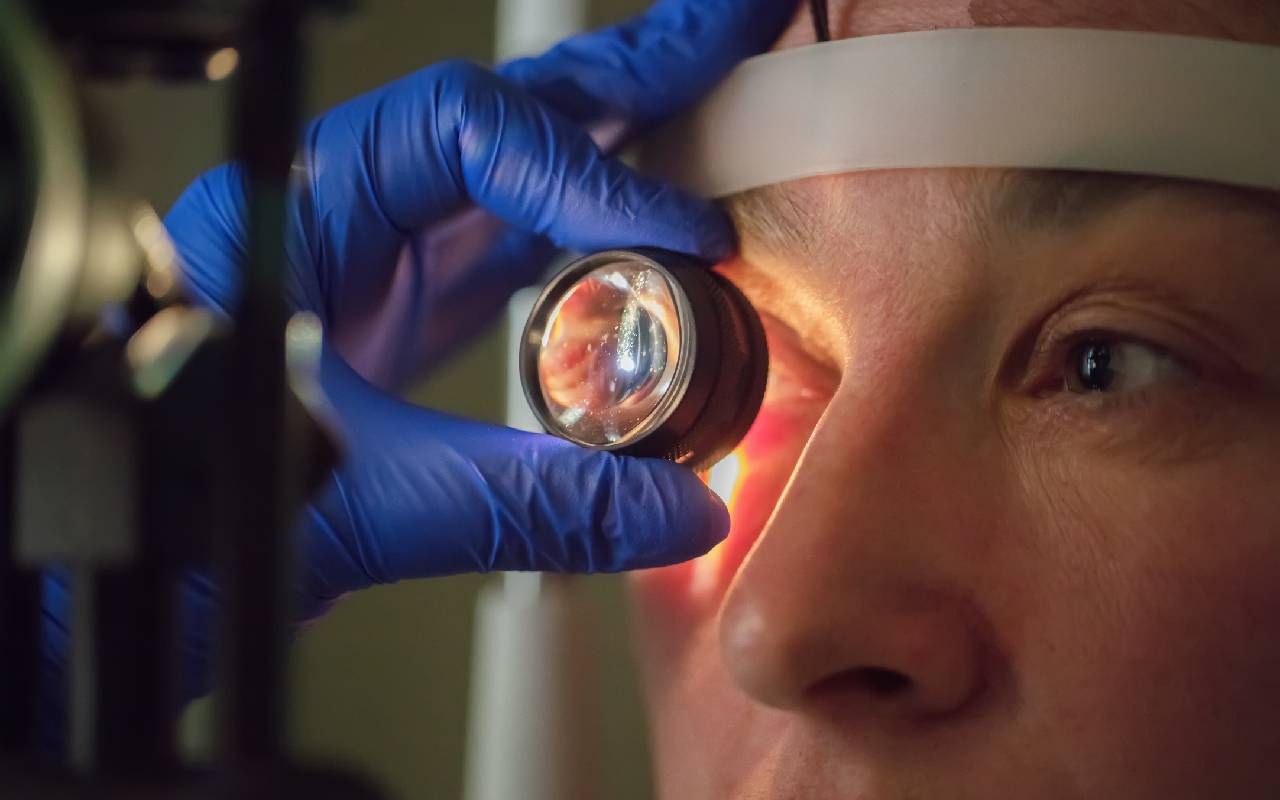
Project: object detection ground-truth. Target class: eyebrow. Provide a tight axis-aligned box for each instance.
[726,169,1280,255]
[989,171,1168,231]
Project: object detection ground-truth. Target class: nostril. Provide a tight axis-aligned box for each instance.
[809,666,913,700]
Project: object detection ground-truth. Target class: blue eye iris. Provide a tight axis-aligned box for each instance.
[1072,340,1114,392]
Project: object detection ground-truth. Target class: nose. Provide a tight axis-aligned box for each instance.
[718,383,998,723]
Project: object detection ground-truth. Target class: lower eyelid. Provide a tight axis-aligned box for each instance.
[1026,383,1231,464]
[1041,373,1217,437]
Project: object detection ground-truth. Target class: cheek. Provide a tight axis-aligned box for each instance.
[1000,433,1280,792]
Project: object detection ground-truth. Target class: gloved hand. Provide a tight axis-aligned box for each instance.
[161,0,794,622]
[39,0,797,751]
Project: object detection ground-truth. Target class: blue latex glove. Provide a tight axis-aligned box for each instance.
[164,0,794,617]
[38,0,797,750]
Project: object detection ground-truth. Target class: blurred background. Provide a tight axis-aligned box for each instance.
[81,1,654,797]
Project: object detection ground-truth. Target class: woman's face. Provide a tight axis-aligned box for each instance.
[628,167,1280,798]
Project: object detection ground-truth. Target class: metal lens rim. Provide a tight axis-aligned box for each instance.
[520,250,698,451]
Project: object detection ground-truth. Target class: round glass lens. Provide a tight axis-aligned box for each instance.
[537,260,682,446]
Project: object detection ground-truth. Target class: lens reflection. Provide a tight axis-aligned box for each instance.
[538,261,681,446]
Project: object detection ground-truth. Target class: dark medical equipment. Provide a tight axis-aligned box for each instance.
[520,249,767,472]
[0,0,382,796]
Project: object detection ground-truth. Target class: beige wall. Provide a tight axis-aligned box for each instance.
[90,1,656,798]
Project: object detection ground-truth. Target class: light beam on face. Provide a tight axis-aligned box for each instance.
[639,261,835,609]
[693,449,746,595]
[677,404,808,603]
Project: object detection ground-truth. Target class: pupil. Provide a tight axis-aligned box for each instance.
[1077,341,1114,392]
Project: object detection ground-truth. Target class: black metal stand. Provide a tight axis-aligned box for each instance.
[0,0,383,796]
[0,423,39,754]
[217,0,304,765]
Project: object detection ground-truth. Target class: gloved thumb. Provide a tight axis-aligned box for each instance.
[298,349,728,612]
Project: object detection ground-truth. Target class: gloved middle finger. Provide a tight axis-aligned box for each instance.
[497,0,798,131]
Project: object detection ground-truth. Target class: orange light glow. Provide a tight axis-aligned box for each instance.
[672,404,808,604]
[693,450,747,595]
[633,272,836,612]
[707,449,745,506]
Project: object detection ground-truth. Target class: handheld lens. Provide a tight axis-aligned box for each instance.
[520,248,767,471]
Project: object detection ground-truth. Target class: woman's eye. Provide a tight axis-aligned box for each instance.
[1063,338,1188,394]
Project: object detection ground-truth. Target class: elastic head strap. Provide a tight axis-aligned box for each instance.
[638,28,1280,197]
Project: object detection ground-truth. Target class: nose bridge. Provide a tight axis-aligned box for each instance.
[751,367,979,597]
[719,363,995,718]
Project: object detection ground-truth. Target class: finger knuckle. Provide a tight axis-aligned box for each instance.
[430,58,497,92]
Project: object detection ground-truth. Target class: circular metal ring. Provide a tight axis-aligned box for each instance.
[520,248,768,471]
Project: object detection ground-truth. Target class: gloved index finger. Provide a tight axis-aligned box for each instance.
[316,60,736,265]
[301,0,786,307]
[443,64,736,257]
[499,0,799,128]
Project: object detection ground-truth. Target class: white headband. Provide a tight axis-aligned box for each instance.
[637,28,1280,197]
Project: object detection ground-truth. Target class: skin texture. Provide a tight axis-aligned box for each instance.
[628,2,1280,797]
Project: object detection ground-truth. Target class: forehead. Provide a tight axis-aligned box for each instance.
[778,0,1280,47]
[723,169,1280,360]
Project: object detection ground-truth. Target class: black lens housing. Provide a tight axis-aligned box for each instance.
[520,248,768,472]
